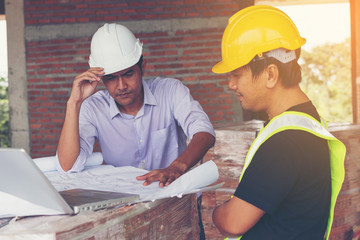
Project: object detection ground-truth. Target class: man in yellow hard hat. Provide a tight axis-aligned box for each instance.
[211,5,345,240]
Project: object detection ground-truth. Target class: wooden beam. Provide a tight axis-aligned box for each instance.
[351,0,359,123]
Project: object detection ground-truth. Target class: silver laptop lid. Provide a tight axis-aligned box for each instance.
[0,148,140,218]
[0,148,74,216]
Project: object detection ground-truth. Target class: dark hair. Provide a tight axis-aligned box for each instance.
[136,55,144,72]
[244,49,302,87]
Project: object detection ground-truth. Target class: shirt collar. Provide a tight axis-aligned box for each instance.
[109,79,158,119]
[142,79,157,106]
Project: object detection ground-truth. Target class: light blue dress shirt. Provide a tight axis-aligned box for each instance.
[59,77,215,172]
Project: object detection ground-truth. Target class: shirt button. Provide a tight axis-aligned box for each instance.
[138,160,146,169]
[140,139,143,143]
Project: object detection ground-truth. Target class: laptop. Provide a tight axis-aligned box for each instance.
[0,148,139,218]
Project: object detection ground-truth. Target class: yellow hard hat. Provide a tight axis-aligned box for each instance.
[212,5,306,74]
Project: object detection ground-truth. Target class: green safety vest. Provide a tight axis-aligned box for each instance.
[226,111,346,240]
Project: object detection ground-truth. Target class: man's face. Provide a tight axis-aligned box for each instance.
[102,63,144,114]
[228,66,268,112]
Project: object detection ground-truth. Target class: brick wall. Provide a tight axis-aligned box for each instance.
[27,38,91,155]
[140,29,238,122]
[202,123,360,240]
[24,0,250,157]
[24,0,239,24]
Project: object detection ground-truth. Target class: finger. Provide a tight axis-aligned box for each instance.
[143,175,161,186]
[143,177,157,186]
[136,170,158,181]
[89,67,104,71]
[136,173,149,181]
[74,74,98,85]
[88,68,105,77]
[137,171,161,186]
[164,176,176,186]
[89,80,99,89]
[77,69,103,81]
[143,172,166,186]
[158,175,171,188]
[82,72,102,82]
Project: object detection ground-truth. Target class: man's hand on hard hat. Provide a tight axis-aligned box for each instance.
[136,160,187,188]
[69,67,104,104]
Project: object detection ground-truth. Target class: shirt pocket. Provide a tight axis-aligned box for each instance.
[149,121,179,169]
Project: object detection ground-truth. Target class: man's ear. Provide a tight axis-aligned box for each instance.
[265,64,279,89]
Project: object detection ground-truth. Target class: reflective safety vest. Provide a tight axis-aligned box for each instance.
[226,111,346,240]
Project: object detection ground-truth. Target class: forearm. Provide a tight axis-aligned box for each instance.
[170,131,215,173]
[213,202,241,238]
[57,68,102,171]
[213,197,265,237]
[57,100,82,171]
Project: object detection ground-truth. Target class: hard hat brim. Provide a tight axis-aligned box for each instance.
[212,61,235,74]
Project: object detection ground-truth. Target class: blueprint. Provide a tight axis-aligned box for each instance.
[43,159,221,202]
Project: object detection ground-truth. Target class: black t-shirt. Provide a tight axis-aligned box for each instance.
[234,102,331,240]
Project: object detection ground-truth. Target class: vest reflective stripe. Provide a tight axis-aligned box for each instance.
[225,111,346,240]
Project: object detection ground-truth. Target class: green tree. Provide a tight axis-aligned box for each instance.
[300,38,351,123]
[0,76,10,147]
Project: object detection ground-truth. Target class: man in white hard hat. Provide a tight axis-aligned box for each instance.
[56,23,215,190]
[211,5,345,240]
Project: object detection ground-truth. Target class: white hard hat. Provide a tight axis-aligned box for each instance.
[89,23,143,75]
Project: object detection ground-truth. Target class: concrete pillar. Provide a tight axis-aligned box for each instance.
[5,0,30,152]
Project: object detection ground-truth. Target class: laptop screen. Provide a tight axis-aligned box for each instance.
[0,148,139,218]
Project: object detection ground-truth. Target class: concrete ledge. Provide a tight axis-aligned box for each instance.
[25,17,229,42]
[0,194,199,239]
